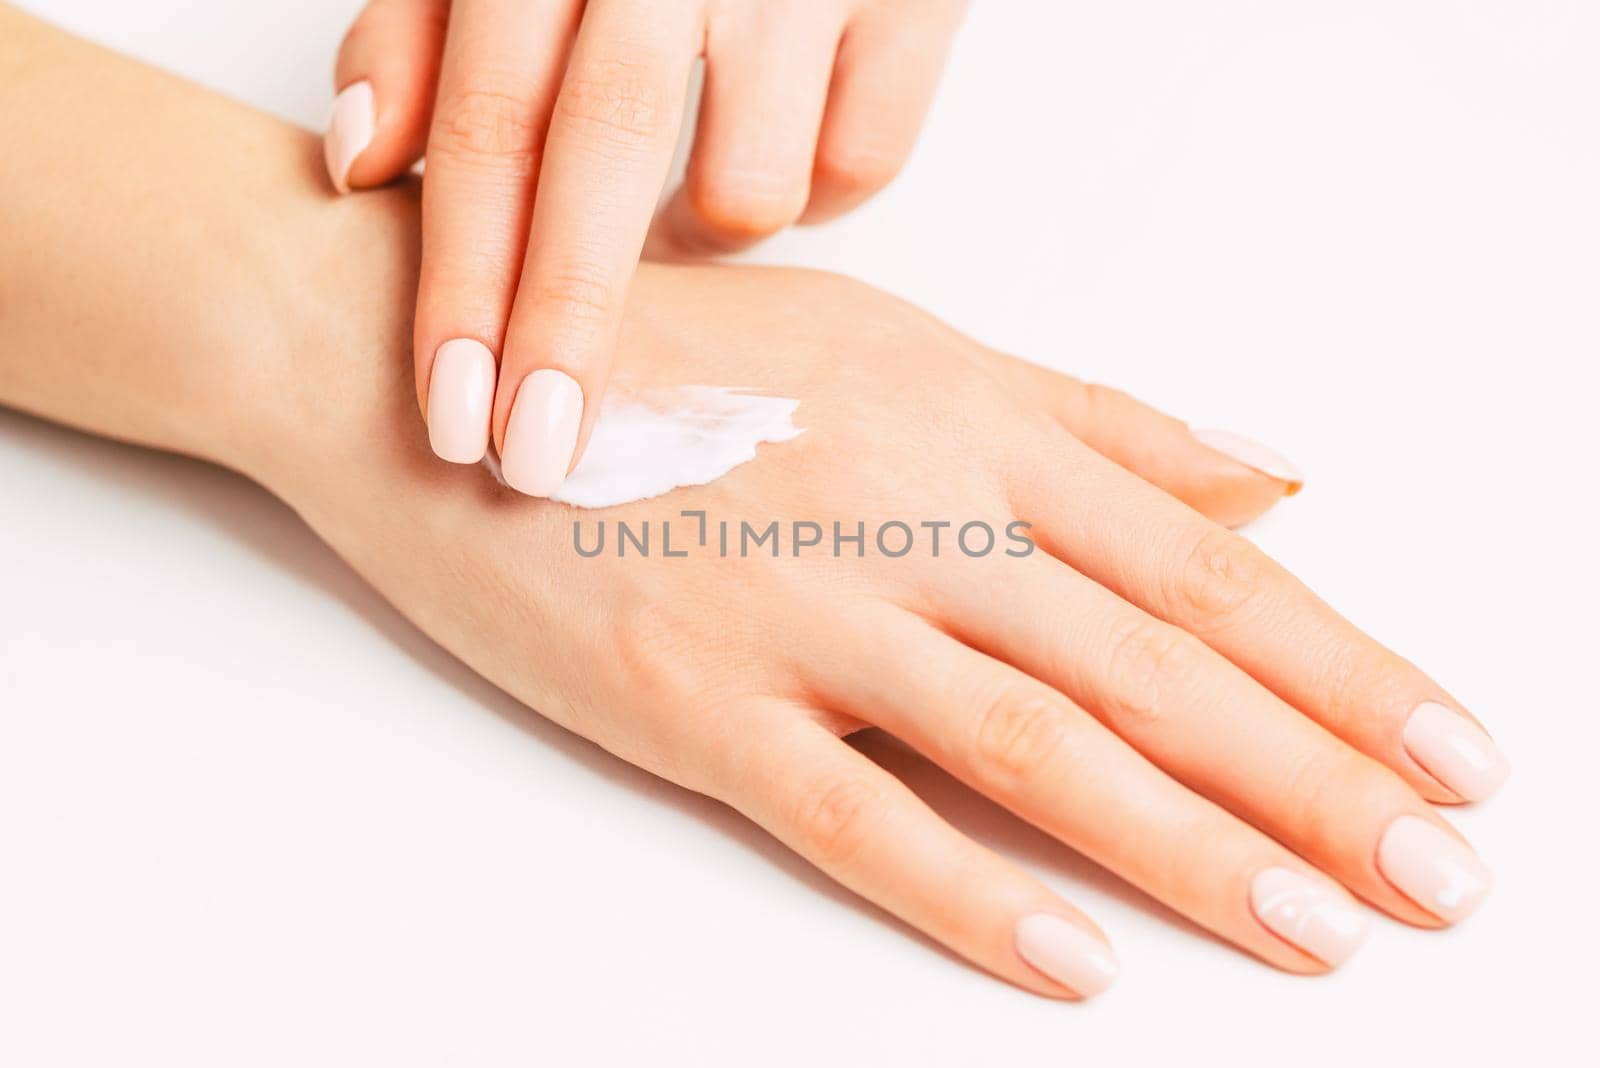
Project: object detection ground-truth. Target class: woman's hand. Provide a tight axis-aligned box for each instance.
[264,253,1506,999]
[323,0,966,496]
[0,11,1507,1000]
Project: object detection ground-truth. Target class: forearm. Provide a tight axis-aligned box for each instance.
[0,4,405,480]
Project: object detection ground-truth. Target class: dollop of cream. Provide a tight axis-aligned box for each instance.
[485,386,803,508]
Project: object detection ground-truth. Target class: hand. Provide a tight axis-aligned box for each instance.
[0,19,1506,999]
[323,0,966,496]
[263,253,1505,999]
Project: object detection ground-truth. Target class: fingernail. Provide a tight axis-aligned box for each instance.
[1250,868,1371,967]
[1377,815,1492,924]
[1403,701,1510,802]
[1014,914,1119,998]
[500,369,583,497]
[324,81,375,194]
[1190,428,1305,494]
[427,339,496,464]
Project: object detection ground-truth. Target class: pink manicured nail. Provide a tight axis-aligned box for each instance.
[427,339,496,464]
[324,81,375,194]
[1250,868,1371,967]
[1403,701,1510,802]
[1014,914,1119,998]
[1377,816,1492,924]
[500,369,583,497]
[1190,428,1305,494]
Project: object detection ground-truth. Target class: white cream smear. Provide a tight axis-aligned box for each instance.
[484,386,803,508]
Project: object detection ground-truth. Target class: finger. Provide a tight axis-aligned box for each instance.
[654,4,841,256]
[975,347,1300,528]
[494,0,701,496]
[327,0,450,193]
[720,708,1119,999]
[413,0,583,465]
[1015,432,1511,806]
[929,550,1492,927]
[799,4,962,224]
[802,608,1373,971]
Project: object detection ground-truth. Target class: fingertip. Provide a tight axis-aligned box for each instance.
[325,80,376,194]
[976,353,1300,528]
[1014,913,1120,999]
[1176,428,1304,528]
[328,0,446,192]
[426,338,497,464]
[1249,867,1373,971]
[1191,463,1296,530]
[499,368,583,498]
[1190,428,1305,496]
[1401,701,1511,804]
[1376,815,1494,926]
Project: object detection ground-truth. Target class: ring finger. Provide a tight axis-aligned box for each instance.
[656,2,841,254]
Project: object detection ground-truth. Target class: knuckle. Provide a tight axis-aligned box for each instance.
[1103,617,1199,729]
[432,87,541,176]
[1282,751,1351,832]
[1314,640,1403,738]
[689,176,807,241]
[610,597,673,694]
[556,57,673,148]
[814,141,904,197]
[972,686,1074,785]
[527,264,616,326]
[792,773,886,868]
[1078,381,1137,431]
[1315,643,1366,734]
[610,590,699,702]
[1168,527,1266,630]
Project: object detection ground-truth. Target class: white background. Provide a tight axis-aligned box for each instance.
[3,1,1597,1064]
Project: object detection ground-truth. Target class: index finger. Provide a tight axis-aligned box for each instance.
[493,0,701,497]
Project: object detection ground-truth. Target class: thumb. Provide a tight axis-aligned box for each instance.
[325,0,448,194]
[980,348,1304,529]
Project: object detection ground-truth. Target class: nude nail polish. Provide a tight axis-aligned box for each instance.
[1377,816,1492,924]
[324,81,375,194]
[1190,428,1305,494]
[1250,868,1371,967]
[1014,914,1119,998]
[1403,701,1510,802]
[500,369,583,497]
[427,339,496,464]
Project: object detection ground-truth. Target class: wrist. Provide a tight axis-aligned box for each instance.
[227,184,425,497]
[0,10,396,483]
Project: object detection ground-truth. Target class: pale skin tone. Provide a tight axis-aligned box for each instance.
[0,7,1502,998]
[328,0,966,490]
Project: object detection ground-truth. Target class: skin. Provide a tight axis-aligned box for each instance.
[0,7,1494,999]
[331,0,968,487]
